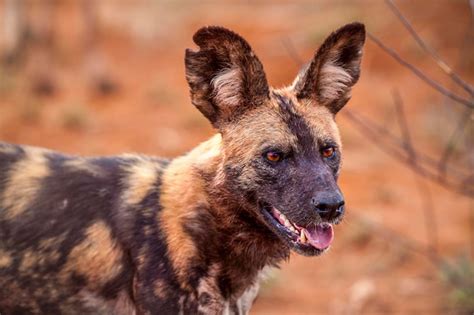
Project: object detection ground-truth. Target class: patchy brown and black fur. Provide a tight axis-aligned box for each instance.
[0,23,365,315]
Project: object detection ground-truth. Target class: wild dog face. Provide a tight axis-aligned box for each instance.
[185,24,365,256]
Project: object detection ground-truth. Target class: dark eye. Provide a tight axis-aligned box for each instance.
[321,146,336,159]
[265,151,283,163]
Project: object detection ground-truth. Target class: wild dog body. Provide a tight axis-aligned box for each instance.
[0,142,260,314]
[0,23,365,314]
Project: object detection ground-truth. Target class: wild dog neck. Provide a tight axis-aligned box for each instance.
[158,134,287,297]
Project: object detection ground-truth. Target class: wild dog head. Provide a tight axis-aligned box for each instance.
[185,23,365,256]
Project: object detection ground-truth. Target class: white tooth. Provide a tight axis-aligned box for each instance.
[289,226,296,233]
[300,230,307,243]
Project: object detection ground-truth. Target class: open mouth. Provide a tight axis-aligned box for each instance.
[261,205,334,256]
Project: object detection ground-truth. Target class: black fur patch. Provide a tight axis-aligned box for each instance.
[273,92,317,156]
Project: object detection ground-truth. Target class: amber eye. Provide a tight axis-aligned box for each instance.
[265,151,282,163]
[321,147,335,158]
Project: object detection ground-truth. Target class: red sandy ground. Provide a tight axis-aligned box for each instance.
[0,1,472,314]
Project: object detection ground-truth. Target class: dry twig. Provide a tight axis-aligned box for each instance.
[342,109,473,198]
[367,33,474,109]
[437,107,473,179]
[385,0,474,97]
[392,90,438,255]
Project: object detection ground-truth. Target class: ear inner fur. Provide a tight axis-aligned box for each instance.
[294,22,366,114]
[185,26,269,128]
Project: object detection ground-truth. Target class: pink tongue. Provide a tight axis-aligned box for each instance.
[303,223,334,250]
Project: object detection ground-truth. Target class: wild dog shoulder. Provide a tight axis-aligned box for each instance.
[0,144,51,220]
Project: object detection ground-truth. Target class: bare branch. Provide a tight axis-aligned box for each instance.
[385,0,474,96]
[342,109,474,198]
[392,90,439,255]
[438,107,473,178]
[392,90,416,159]
[344,108,471,176]
[349,107,470,178]
[368,32,474,109]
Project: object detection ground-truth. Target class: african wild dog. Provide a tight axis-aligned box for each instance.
[0,23,365,314]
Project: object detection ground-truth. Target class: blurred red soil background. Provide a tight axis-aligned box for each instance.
[0,1,473,314]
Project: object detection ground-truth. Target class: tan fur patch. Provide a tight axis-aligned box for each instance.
[18,233,67,273]
[0,143,18,155]
[297,99,342,148]
[63,159,103,177]
[76,289,136,315]
[1,148,50,220]
[62,221,123,288]
[121,156,163,206]
[0,249,12,268]
[273,87,341,148]
[224,103,298,163]
[159,137,222,288]
[112,290,137,315]
[153,279,168,299]
[19,250,38,273]
[135,243,148,268]
[318,62,353,102]
[197,264,227,313]
[235,281,260,314]
[211,67,242,108]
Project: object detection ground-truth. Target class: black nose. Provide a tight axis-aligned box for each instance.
[311,194,345,220]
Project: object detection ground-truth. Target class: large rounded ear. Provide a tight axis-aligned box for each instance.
[293,22,366,114]
[185,26,269,128]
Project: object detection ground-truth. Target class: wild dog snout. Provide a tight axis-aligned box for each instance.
[311,192,344,221]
